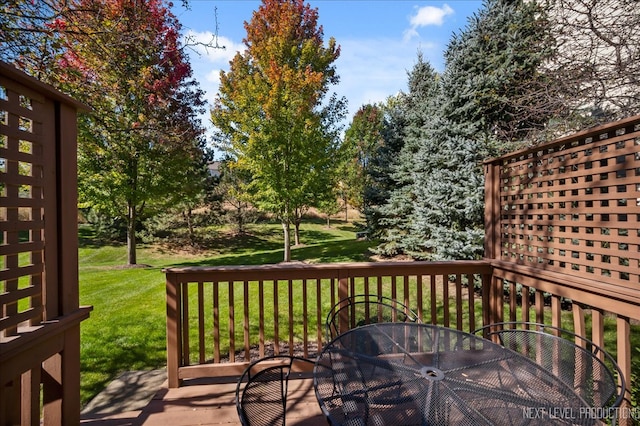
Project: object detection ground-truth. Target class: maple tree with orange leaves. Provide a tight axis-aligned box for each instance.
[212,0,346,262]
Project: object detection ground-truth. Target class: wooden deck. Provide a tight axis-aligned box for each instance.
[80,377,326,426]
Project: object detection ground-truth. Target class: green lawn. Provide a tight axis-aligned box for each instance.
[79,220,373,406]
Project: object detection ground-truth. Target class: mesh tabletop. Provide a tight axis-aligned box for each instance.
[313,323,607,426]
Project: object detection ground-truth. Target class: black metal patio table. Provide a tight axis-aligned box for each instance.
[313,323,612,425]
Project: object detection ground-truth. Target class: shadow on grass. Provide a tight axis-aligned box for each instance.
[152,231,283,256]
[169,239,376,268]
[338,223,364,232]
[298,228,346,242]
[78,225,116,249]
[293,239,375,263]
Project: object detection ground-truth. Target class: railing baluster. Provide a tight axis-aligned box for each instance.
[442,274,450,328]
[198,282,205,364]
[259,281,265,358]
[495,275,504,325]
[243,281,250,362]
[182,283,190,366]
[302,280,308,358]
[592,308,604,360]
[551,294,561,329]
[364,277,371,321]
[165,273,180,387]
[288,279,294,356]
[330,277,337,315]
[417,274,424,322]
[430,274,437,325]
[229,281,235,363]
[481,273,492,329]
[616,316,631,426]
[338,273,348,333]
[403,274,410,313]
[273,280,279,355]
[391,275,397,313]
[213,281,220,363]
[455,274,463,330]
[572,303,586,348]
[521,285,530,324]
[509,281,517,323]
[572,304,587,393]
[535,288,544,324]
[467,273,475,333]
[349,276,355,301]
[316,279,322,347]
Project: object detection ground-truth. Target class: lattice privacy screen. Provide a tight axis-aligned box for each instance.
[0,77,46,339]
[488,117,640,289]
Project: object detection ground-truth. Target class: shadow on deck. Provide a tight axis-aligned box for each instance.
[80,372,325,426]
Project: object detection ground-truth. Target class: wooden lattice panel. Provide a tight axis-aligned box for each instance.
[0,77,46,340]
[495,118,640,289]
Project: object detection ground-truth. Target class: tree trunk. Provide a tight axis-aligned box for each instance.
[343,195,348,222]
[237,206,244,234]
[294,219,301,246]
[127,203,137,265]
[186,208,194,241]
[326,214,331,228]
[282,219,291,262]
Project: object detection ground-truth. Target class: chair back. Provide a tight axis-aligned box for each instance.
[325,294,420,341]
[473,322,626,410]
[235,355,314,426]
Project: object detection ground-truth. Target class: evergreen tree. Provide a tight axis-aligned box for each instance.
[372,55,439,255]
[407,0,553,260]
[408,116,485,260]
[364,96,408,242]
[442,0,556,147]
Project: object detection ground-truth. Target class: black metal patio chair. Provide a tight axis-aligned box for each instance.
[325,294,421,342]
[472,322,626,415]
[235,355,316,426]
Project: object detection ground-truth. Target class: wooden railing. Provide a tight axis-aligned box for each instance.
[164,261,492,386]
[165,260,639,424]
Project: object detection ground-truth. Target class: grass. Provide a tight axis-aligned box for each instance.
[78,219,373,406]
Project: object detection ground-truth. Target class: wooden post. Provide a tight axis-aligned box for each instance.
[165,272,181,388]
[337,269,349,335]
[483,162,501,260]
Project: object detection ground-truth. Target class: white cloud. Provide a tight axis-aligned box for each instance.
[411,4,454,27]
[404,4,454,41]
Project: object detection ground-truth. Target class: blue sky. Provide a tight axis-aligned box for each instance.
[172,0,483,136]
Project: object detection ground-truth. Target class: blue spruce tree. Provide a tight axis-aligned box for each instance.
[407,0,553,260]
[373,54,440,256]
